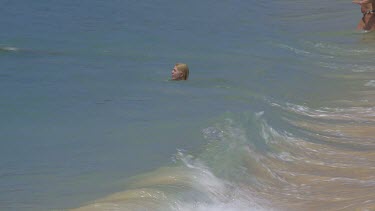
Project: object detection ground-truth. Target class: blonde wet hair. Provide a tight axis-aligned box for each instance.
[175,63,189,80]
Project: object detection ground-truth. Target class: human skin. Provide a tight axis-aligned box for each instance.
[171,63,189,80]
[171,65,184,80]
[353,0,375,30]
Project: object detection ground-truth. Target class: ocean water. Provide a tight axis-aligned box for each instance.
[1,1,374,210]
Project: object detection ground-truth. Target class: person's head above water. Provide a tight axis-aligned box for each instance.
[171,63,189,80]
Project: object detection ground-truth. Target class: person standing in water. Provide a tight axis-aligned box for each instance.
[353,0,375,31]
[171,63,189,81]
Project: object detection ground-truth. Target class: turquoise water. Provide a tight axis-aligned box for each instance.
[1,1,374,210]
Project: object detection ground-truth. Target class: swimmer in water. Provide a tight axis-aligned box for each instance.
[171,63,189,81]
[353,0,375,31]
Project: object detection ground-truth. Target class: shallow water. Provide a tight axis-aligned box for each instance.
[0,1,374,210]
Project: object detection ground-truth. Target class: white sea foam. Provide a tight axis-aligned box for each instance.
[174,199,272,211]
[365,80,375,87]
[277,43,311,56]
[352,65,375,73]
[0,46,19,51]
[279,102,375,121]
[312,42,375,55]
[170,147,274,211]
